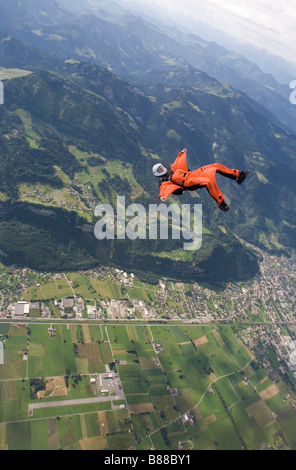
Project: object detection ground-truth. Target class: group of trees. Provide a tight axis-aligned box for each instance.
[29,378,45,399]
[64,369,83,389]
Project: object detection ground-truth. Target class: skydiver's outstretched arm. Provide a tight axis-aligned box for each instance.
[170,148,187,172]
[158,180,183,201]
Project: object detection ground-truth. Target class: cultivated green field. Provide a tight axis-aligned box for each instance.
[1,322,295,450]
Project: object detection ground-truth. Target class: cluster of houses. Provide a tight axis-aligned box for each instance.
[153,341,163,354]
[2,298,102,320]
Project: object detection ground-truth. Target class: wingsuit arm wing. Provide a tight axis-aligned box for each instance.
[159,181,183,200]
[170,149,188,172]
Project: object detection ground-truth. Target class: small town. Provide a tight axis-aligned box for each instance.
[0,243,296,385]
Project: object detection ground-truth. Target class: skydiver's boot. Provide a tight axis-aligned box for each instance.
[219,201,230,212]
[236,171,250,185]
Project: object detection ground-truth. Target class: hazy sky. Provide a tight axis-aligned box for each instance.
[118,0,296,62]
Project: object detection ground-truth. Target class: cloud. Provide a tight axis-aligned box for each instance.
[119,0,295,62]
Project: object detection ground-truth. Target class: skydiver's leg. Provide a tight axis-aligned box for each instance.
[185,172,225,205]
[203,177,225,205]
[206,163,240,181]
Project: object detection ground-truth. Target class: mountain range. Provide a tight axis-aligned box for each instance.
[0,0,295,284]
[1,0,295,133]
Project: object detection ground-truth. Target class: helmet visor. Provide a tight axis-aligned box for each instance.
[156,164,167,174]
[157,165,166,173]
[153,163,167,177]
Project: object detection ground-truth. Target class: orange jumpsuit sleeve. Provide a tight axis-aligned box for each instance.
[170,150,188,172]
[158,181,183,199]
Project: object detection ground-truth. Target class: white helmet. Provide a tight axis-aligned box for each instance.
[152,163,167,177]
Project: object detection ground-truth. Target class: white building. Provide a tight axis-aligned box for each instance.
[87,305,96,319]
[14,301,30,317]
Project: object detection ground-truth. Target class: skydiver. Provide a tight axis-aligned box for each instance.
[152,148,249,211]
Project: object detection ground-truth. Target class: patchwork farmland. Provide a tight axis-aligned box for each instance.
[0,322,296,450]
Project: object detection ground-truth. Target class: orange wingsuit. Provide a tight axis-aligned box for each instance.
[158,150,240,206]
